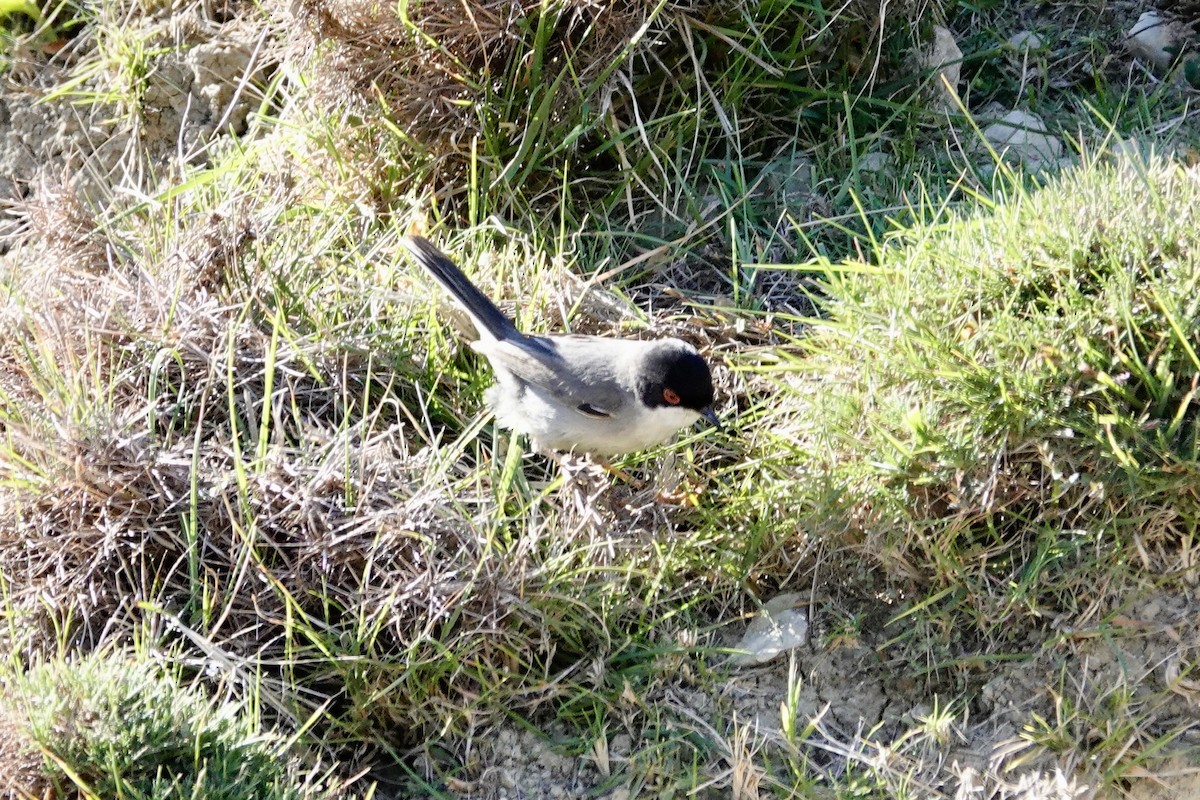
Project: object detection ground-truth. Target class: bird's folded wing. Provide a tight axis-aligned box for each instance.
[575,403,611,419]
[474,338,625,418]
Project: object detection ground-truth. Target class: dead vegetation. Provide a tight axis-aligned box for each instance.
[0,178,769,758]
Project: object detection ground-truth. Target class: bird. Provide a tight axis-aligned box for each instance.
[402,235,720,456]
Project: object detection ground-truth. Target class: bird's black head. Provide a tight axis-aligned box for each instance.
[639,341,716,414]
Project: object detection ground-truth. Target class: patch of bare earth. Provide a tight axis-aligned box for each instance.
[0,701,48,798]
[0,0,269,239]
[417,584,1200,798]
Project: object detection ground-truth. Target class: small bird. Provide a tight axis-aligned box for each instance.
[403,235,720,455]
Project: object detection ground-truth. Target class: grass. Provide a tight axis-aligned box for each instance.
[798,157,1200,629]
[2,0,1200,796]
[2,651,341,798]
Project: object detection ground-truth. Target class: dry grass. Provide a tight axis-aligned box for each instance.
[284,0,664,135]
[277,0,939,225]
[0,180,770,759]
[1,189,257,653]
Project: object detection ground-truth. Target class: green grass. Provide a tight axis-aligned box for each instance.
[796,157,1200,630]
[2,652,339,798]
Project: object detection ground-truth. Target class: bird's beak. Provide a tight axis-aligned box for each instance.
[701,406,722,430]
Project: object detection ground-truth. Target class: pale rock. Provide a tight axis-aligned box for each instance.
[974,101,1009,124]
[757,155,814,207]
[1006,31,1047,72]
[981,110,1064,167]
[921,25,963,111]
[1110,137,1152,163]
[1007,30,1045,53]
[858,150,893,175]
[730,593,809,667]
[1127,12,1179,71]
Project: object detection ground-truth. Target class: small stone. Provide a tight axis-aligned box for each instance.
[1007,31,1044,53]
[1110,138,1148,161]
[1127,12,1179,71]
[1006,31,1047,72]
[730,593,809,667]
[981,110,1064,167]
[857,151,893,175]
[905,703,933,724]
[921,25,963,111]
[757,156,814,207]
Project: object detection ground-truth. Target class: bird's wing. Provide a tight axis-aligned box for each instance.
[473,337,629,419]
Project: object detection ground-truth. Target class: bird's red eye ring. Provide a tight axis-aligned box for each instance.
[663,388,681,405]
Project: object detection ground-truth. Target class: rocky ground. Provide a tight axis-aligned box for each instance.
[434,586,1200,799]
[0,3,267,236]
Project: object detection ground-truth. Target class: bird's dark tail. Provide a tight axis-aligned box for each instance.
[402,236,517,341]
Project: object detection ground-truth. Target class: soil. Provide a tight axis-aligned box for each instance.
[434,587,1200,798]
[0,6,266,238]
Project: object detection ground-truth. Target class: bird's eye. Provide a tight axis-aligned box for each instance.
[662,388,681,405]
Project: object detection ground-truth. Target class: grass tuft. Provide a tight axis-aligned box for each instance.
[4,652,341,799]
[796,155,1200,637]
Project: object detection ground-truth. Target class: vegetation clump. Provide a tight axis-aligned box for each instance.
[284,0,936,224]
[802,159,1200,632]
[3,654,338,799]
